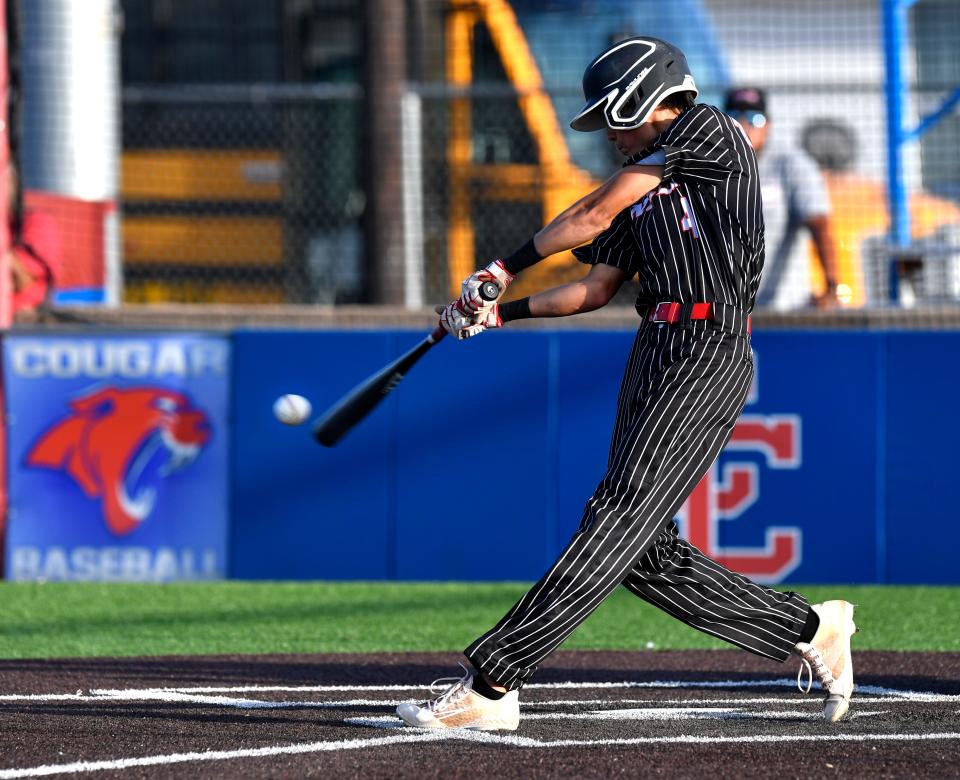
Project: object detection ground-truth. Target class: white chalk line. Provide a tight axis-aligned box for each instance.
[348,707,892,728]
[3,729,958,779]
[501,707,895,722]
[0,690,916,723]
[2,679,956,704]
[1,679,957,778]
[0,693,922,707]
[0,691,918,713]
[0,732,448,780]
[524,696,902,707]
[415,729,960,750]
[0,678,908,696]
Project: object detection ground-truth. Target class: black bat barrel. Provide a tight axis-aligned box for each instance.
[312,277,502,447]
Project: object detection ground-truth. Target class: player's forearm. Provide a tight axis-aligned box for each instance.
[534,166,664,257]
[499,265,627,323]
[500,199,612,277]
[532,199,619,258]
[807,215,839,288]
[502,166,664,274]
[501,209,607,277]
[499,283,605,323]
[529,279,609,317]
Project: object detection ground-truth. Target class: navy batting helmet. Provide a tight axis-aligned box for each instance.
[570,37,698,132]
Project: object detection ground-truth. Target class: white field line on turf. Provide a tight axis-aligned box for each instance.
[0,694,914,712]
[428,730,960,749]
[514,708,896,722]
[0,678,881,696]
[349,708,892,728]
[0,693,917,711]
[1,679,955,703]
[2,731,960,779]
[349,708,747,726]
[524,696,901,706]
[52,690,351,711]
[0,733,448,780]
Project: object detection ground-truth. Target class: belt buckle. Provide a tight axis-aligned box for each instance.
[651,301,679,323]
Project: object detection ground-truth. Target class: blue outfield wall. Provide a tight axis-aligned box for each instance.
[231,328,960,585]
[2,328,954,584]
[3,334,232,582]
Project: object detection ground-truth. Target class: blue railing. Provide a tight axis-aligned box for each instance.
[882,0,960,302]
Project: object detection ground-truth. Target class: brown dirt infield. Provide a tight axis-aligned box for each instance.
[0,650,958,779]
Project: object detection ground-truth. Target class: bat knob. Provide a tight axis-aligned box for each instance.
[479,281,501,301]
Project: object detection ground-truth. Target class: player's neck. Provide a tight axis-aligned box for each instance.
[648,107,683,137]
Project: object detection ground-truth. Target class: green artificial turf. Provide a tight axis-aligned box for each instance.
[0,582,957,659]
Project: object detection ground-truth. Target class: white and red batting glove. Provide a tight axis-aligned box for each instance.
[437,300,502,340]
[461,303,502,339]
[459,259,515,315]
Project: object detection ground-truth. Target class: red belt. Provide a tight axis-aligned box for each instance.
[648,302,751,334]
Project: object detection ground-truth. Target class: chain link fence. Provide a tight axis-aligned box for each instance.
[13,0,960,311]
[121,83,363,304]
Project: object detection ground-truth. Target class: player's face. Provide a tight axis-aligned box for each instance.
[745,123,769,154]
[607,126,658,157]
[729,111,769,155]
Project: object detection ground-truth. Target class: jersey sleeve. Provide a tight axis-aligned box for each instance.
[572,207,640,277]
[658,105,741,185]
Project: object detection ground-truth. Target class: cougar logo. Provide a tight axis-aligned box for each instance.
[26,386,211,535]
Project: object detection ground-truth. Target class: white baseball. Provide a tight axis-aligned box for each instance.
[273,394,312,426]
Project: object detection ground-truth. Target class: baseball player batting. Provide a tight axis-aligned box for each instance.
[397,37,856,731]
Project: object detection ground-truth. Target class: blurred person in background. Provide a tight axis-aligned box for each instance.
[724,87,842,310]
[5,161,61,322]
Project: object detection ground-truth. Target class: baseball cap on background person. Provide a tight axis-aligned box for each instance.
[724,87,768,128]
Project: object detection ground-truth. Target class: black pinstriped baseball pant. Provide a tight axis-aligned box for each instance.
[466,319,810,691]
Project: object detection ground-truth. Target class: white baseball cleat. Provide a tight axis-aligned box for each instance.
[396,665,519,731]
[795,600,857,722]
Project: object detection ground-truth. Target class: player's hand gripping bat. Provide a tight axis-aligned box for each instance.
[312,281,501,446]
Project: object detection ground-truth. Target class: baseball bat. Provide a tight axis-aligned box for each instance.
[312,281,500,447]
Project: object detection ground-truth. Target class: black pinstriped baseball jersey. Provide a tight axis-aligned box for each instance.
[464,102,811,692]
[574,103,764,325]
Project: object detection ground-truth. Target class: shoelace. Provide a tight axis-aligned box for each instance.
[427,663,472,712]
[796,646,836,694]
